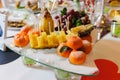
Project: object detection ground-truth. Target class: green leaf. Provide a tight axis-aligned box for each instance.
[76,19,82,26]
[60,46,71,53]
[61,7,67,16]
[80,11,86,17]
[72,17,76,25]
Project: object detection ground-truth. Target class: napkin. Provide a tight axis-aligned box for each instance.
[81,59,120,80]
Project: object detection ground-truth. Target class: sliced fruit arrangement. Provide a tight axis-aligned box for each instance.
[54,8,91,32]
[57,35,92,65]
[13,7,93,50]
[13,24,93,49]
[28,23,93,49]
[29,31,66,49]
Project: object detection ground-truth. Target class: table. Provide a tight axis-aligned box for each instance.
[93,33,120,72]
[0,57,56,80]
[0,48,20,65]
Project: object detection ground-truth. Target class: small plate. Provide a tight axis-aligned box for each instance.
[8,27,22,31]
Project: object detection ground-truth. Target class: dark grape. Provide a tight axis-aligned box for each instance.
[55,16,59,19]
[58,0,63,5]
[85,15,89,19]
[74,11,80,17]
[55,26,58,31]
[87,20,91,24]
[62,15,67,20]
[68,14,73,20]
[67,9,75,16]
[54,8,91,32]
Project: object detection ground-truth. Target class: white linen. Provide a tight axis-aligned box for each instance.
[0,57,57,80]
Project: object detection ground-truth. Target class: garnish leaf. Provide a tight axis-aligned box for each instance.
[61,7,67,16]
[72,17,76,24]
[76,19,82,26]
[80,11,86,17]
[60,46,71,53]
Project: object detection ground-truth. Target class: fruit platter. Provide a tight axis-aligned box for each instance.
[5,7,99,76]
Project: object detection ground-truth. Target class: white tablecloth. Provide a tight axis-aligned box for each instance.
[93,33,120,72]
[0,57,57,80]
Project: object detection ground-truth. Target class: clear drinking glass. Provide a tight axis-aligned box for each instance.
[111,20,120,38]
[84,0,105,41]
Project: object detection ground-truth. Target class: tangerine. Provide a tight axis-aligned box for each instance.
[69,50,86,65]
[57,43,72,58]
[81,35,92,43]
[14,33,29,47]
[81,40,92,54]
[28,29,40,36]
[67,36,83,50]
[20,25,32,34]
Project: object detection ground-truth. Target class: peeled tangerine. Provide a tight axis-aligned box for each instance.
[67,36,83,50]
[81,40,92,54]
[69,51,86,65]
[57,43,72,58]
[14,33,29,47]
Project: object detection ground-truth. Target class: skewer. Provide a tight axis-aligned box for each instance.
[67,17,70,31]
[57,20,60,32]
[50,0,56,13]
[59,16,62,31]
[39,20,42,34]
[48,21,51,34]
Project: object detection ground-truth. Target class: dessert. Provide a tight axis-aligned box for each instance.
[8,20,26,28]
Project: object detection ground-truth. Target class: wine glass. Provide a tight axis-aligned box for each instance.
[83,0,105,41]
